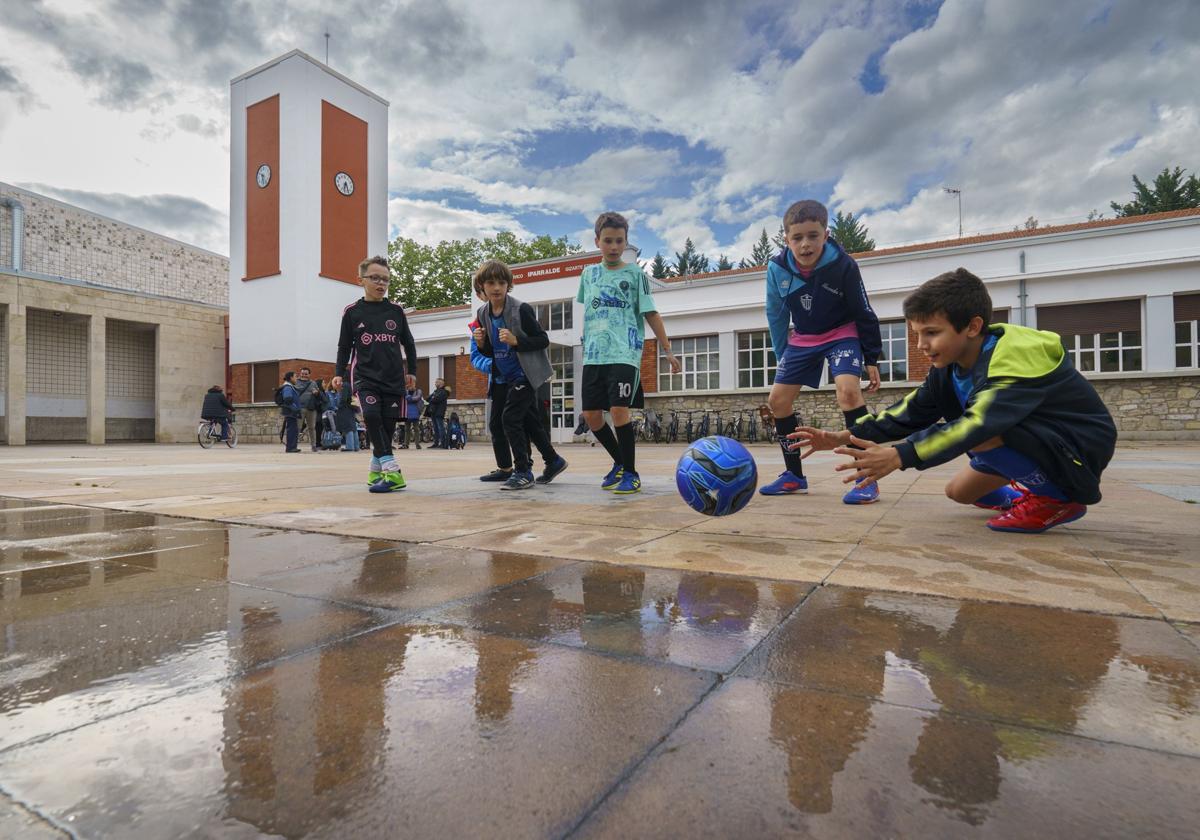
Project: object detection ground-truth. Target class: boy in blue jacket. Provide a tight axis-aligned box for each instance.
[789,268,1116,533]
[761,200,884,504]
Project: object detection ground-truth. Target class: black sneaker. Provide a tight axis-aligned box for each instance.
[500,471,535,491]
[535,456,568,484]
[480,469,513,482]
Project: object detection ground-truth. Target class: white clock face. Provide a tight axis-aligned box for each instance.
[256,164,271,189]
[334,172,355,196]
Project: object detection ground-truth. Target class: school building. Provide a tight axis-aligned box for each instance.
[0,182,228,445]
[405,208,1200,442]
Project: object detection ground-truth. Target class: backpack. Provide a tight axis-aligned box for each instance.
[273,385,287,407]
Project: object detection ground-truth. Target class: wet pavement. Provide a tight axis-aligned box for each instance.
[1,492,1198,838]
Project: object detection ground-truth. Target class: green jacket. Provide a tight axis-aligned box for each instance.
[853,324,1116,504]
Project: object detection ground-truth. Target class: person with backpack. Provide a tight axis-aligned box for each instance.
[275,371,302,452]
[427,377,450,448]
[336,382,360,451]
[401,374,424,449]
[295,367,326,452]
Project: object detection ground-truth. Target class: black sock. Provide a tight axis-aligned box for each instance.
[380,418,396,457]
[592,423,622,464]
[615,422,636,474]
[843,406,868,433]
[775,414,804,478]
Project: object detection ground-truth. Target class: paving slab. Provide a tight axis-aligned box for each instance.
[0,624,714,839]
[737,586,1200,756]
[575,677,1200,839]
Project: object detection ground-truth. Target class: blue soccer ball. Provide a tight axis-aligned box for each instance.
[676,436,758,516]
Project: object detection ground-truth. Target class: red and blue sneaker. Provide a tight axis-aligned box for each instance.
[842,482,880,505]
[759,472,808,495]
[986,493,1086,533]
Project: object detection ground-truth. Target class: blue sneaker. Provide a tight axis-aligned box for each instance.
[759,471,808,495]
[601,463,624,490]
[368,471,407,493]
[842,482,880,505]
[612,470,641,494]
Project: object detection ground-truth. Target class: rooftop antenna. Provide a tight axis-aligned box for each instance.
[324,31,330,65]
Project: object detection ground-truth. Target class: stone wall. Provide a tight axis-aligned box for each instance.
[231,399,490,444]
[0,184,228,307]
[639,372,1200,440]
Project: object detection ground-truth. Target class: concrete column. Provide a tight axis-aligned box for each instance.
[87,314,106,444]
[1144,294,1176,373]
[5,303,26,445]
[718,331,737,391]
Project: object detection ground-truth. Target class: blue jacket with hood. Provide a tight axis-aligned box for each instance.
[765,239,882,366]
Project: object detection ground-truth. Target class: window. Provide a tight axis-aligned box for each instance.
[535,300,573,331]
[660,335,719,391]
[1062,331,1142,373]
[737,331,776,388]
[1177,320,1199,368]
[1037,300,1143,374]
[251,362,279,403]
[875,321,908,382]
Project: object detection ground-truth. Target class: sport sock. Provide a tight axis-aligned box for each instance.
[775,414,804,478]
[591,423,622,464]
[972,446,1069,501]
[615,422,636,473]
[369,456,381,472]
[975,486,1022,507]
[843,405,869,432]
[379,456,399,473]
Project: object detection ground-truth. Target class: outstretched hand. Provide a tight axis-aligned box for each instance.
[833,435,902,486]
[331,376,343,391]
[786,426,850,458]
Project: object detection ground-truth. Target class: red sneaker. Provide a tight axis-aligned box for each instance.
[986,493,1086,533]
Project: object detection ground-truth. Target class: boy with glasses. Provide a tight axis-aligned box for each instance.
[331,256,417,492]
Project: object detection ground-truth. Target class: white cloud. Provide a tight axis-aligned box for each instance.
[387,197,533,244]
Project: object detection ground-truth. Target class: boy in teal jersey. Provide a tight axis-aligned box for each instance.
[577,212,680,494]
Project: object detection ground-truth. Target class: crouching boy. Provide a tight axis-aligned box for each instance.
[789,268,1117,533]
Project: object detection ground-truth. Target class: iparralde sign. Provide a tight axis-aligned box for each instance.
[511,254,602,284]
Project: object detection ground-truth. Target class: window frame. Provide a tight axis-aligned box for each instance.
[736,330,777,389]
[1061,329,1143,374]
[659,334,720,392]
[535,299,573,331]
[1176,319,1199,369]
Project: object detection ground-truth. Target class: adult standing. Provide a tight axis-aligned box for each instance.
[279,371,301,452]
[295,367,325,452]
[404,374,424,450]
[427,377,450,448]
[200,385,234,441]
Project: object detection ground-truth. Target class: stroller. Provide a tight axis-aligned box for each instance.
[319,409,343,450]
[446,412,467,450]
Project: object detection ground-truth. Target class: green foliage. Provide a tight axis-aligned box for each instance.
[748,228,774,266]
[672,238,709,276]
[715,254,734,271]
[1110,166,1200,217]
[829,210,876,252]
[387,232,580,310]
[649,252,673,279]
[772,224,788,250]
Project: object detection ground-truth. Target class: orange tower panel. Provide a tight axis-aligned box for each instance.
[321,100,368,285]
[245,94,280,280]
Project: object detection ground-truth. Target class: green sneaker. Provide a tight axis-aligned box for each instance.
[367,470,383,486]
[369,471,407,493]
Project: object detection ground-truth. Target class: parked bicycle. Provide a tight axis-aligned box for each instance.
[197,416,237,449]
[666,409,680,443]
[642,408,662,442]
[684,410,697,443]
[697,410,711,439]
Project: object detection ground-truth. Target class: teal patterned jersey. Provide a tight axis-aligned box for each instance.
[575,262,658,367]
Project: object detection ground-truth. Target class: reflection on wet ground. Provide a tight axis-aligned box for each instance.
[1,498,1198,837]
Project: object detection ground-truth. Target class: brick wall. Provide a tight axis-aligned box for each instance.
[230,364,251,404]
[1,184,228,307]
[229,359,337,403]
[641,338,658,393]
[455,354,489,399]
[907,325,931,382]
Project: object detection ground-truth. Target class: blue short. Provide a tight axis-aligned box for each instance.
[774,339,863,388]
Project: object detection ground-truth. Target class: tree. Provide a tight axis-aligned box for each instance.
[715,254,734,271]
[649,252,673,279]
[772,224,788,250]
[1013,216,1039,232]
[387,232,579,309]
[1110,166,1200,217]
[672,238,709,277]
[829,210,875,252]
[748,228,774,266]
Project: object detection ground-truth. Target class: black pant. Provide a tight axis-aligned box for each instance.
[495,381,557,473]
[283,415,298,450]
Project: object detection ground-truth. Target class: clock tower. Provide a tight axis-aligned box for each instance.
[227,50,388,402]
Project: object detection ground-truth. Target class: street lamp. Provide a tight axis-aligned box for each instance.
[943,187,962,237]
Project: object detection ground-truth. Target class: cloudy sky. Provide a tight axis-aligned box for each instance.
[1,0,1197,261]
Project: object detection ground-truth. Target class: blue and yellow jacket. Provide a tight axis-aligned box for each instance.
[852,324,1117,504]
[765,239,883,364]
